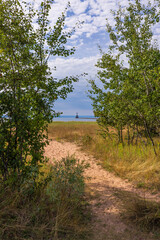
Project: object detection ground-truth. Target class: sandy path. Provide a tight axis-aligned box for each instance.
[44,140,160,240]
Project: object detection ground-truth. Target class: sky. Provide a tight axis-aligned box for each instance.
[32,0,160,116]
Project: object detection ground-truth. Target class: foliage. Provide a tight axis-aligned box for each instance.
[0,0,78,182]
[88,0,160,154]
[47,157,88,203]
[0,157,89,240]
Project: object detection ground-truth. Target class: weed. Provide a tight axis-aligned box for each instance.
[82,134,93,145]
[137,182,145,188]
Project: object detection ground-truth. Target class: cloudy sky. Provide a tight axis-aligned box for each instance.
[33,0,160,116]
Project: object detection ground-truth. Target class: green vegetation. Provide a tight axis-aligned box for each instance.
[0,0,77,183]
[88,0,160,155]
[0,157,89,240]
[49,122,160,190]
[1,0,160,238]
[0,2,89,240]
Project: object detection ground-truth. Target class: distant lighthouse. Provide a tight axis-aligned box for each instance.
[75,112,79,118]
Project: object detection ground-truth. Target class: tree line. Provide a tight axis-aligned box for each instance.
[89,0,160,155]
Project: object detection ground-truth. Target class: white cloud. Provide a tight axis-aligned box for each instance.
[49,55,100,80]
[70,0,89,14]
[23,0,160,44]
[28,0,117,42]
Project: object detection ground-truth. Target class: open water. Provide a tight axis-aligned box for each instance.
[53,115,97,122]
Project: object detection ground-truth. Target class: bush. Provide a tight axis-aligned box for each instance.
[46,156,89,240]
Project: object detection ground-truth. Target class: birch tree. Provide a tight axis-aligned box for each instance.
[0,0,78,182]
[89,0,160,153]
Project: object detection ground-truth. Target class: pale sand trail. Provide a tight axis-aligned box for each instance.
[45,140,160,240]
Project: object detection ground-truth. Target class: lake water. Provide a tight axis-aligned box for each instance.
[53,115,97,122]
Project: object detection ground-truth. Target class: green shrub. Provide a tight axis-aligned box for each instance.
[47,156,89,240]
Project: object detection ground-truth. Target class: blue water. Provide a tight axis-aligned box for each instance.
[53,115,97,122]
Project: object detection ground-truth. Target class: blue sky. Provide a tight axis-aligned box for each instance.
[33,0,160,116]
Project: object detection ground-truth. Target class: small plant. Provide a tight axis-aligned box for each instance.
[82,134,93,145]
[46,156,89,240]
[137,182,145,188]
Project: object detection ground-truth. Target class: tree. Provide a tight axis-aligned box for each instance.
[89,0,160,153]
[0,0,78,182]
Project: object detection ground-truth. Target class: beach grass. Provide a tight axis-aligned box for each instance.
[0,156,90,240]
[48,121,160,190]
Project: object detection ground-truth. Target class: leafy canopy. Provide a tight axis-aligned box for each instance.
[89,0,160,153]
[0,0,78,182]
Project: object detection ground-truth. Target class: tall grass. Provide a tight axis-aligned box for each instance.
[116,190,160,233]
[49,122,160,190]
[0,157,90,240]
[48,122,99,142]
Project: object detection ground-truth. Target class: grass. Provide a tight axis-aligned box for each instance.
[48,121,160,190]
[48,121,160,236]
[115,190,160,233]
[0,157,90,240]
[48,121,98,142]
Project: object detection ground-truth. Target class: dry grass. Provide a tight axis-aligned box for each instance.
[115,190,160,234]
[0,157,90,240]
[48,121,99,142]
[48,121,160,190]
